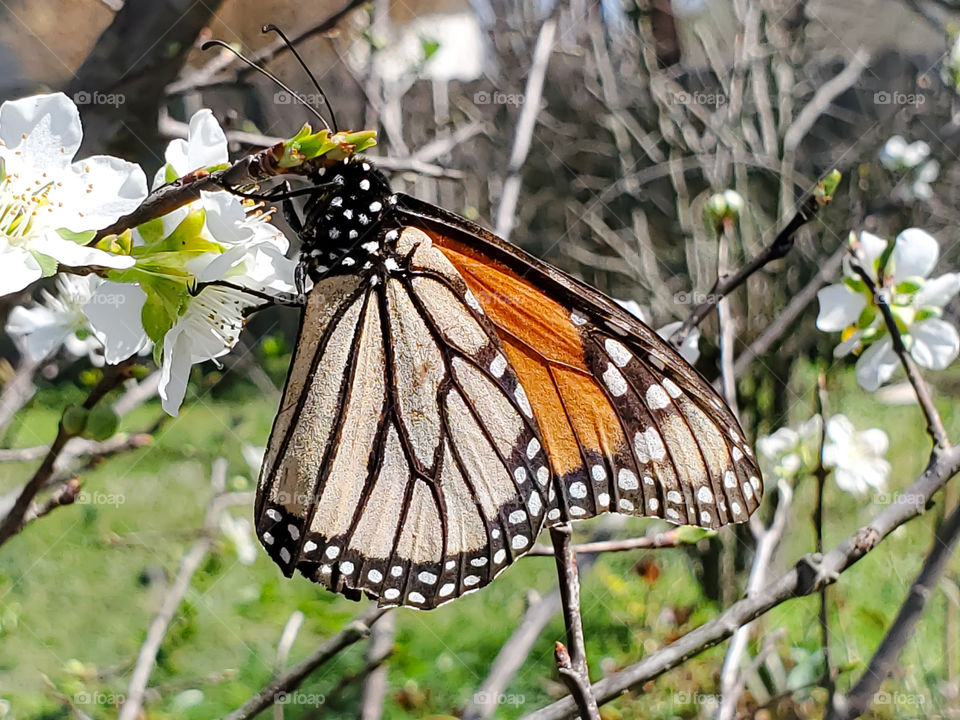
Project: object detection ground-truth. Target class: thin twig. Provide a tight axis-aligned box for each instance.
[521,444,960,720]
[670,188,826,347]
[220,606,387,720]
[548,524,599,719]
[813,376,836,703]
[527,528,688,556]
[359,611,394,720]
[717,479,793,720]
[494,18,557,240]
[118,460,241,720]
[0,360,135,548]
[848,250,950,449]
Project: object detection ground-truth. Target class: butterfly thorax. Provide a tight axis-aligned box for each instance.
[299,157,397,280]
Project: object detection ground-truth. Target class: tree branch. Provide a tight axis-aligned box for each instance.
[521,444,960,720]
[220,606,387,720]
[548,524,599,719]
[0,360,135,549]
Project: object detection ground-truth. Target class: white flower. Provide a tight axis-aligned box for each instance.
[614,299,701,365]
[878,135,939,201]
[822,414,890,496]
[5,273,104,364]
[757,416,821,480]
[0,93,146,296]
[816,228,960,391]
[86,109,295,415]
[658,320,701,365]
[219,512,257,565]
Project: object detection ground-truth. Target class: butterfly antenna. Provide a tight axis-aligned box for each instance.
[200,39,333,132]
[262,24,340,133]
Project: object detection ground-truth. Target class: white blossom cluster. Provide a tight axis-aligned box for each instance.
[0,93,295,414]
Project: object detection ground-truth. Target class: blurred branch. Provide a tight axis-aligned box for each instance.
[848,250,950,449]
[718,479,793,720]
[782,48,870,153]
[359,612,395,720]
[522,443,960,720]
[118,460,247,720]
[495,17,557,240]
[548,524,599,719]
[166,0,370,95]
[66,0,224,161]
[732,243,845,377]
[462,589,561,720]
[828,499,960,719]
[527,528,688,556]
[221,606,388,720]
[0,360,135,549]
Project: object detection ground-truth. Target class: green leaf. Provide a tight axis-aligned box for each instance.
[856,305,877,329]
[137,217,165,245]
[843,276,867,294]
[61,405,89,436]
[673,526,716,543]
[138,275,187,344]
[895,277,924,294]
[421,36,440,60]
[164,163,179,184]
[84,402,119,442]
[56,228,97,246]
[817,169,842,200]
[30,251,59,278]
[95,229,133,256]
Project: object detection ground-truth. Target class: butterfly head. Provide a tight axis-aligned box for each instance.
[298,157,397,279]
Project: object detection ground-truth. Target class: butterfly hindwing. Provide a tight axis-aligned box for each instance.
[256,228,549,608]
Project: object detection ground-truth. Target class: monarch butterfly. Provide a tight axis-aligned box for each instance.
[218,29,763,611]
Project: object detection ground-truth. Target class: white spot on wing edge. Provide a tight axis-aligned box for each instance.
[602,363,628,397]
[604,338,632,367]
[490,354,507,378]
[646,384,670,409]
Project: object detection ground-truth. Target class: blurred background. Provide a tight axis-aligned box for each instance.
[2,0,960,718]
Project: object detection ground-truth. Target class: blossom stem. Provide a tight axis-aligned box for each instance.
[848,252,950,450]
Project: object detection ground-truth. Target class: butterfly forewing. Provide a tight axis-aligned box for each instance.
[395,195,763,530]
[256,227,549,609]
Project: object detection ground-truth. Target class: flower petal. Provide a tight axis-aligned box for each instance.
[859,428,889,457]
[0,92,82,171]
[5,304,69,362]
[909,317,959,371]
[893,228,939,282]
[916,273,960,308]
[159,325,193,417]
[31,230,134,269]
[0,244,42,296]
[83,281,149,364]
[54,155,147,230]
[816,284,866,332]
[185,109,228,171]
[616,299,649,323]
[856,336,899,391]
[859,232,889,266]
[657,320,700,364]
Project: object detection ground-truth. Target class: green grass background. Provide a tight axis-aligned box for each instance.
[1,353,958,720]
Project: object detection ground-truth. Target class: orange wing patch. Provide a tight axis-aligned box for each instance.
[433,236,625,479]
